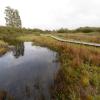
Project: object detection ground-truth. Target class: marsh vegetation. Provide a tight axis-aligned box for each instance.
[32,36,100,100]
[0,27,100,100]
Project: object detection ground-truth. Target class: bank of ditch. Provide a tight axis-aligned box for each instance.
[32,36,100,100]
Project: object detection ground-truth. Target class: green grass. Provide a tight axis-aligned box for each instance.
[17,33,40,41]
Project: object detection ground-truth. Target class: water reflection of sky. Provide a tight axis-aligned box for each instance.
[0,42,59,100]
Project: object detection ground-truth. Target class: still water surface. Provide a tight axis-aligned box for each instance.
[0,42,59,100]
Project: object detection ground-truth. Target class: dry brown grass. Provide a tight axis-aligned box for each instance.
[0,48,8,56]
[55,32,100,43]
[0,91,14,100]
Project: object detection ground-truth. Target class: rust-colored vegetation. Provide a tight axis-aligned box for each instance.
[0,91,14,100]
[0,48,8,56]
[32,36,100,100]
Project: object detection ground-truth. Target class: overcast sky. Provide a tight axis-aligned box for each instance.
[0,0,100,29]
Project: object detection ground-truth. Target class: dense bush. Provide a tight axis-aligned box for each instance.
[0,26,22,34]
[1,26,100,34]
[75,27,100,33]
[57,28,70,33]
[0,26,45,35]
[56,27,100,33]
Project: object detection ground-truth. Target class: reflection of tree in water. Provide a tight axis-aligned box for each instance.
[24,79,45,100]
[13,41,24,58]
[2,38,24,58]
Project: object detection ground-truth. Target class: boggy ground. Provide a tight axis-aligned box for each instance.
[0,33,100,100]
[31,36,100,100]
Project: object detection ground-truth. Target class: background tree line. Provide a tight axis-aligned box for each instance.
[1,6,100,34]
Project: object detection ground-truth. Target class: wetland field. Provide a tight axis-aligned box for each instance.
[0,27,100,100]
